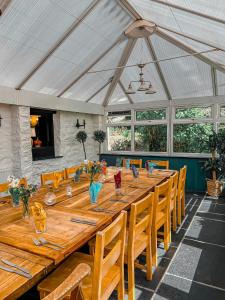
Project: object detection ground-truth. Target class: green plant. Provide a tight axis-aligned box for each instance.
[76,130,88,160]
[93,130,106,158]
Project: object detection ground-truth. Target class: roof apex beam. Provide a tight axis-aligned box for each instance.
[58,34,126,97]
[117,0,142,20]
[145,37,171,100]
[151,0,225,26]
[156,28,225,74]
[16,0,101,90]
[157,25,225,53]
[102,38,137,107]
[119,80,134,104]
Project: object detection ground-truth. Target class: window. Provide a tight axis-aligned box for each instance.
[107,126,131,151]
[135,125,167,152]
[220,106,225,117]
[175,106,212,119]
[107,111,131,123]
[136,108,166,121]
[30,108,56,160]
[173,123,213,153]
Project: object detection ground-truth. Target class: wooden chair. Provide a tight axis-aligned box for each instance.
[152,178,172,267]
[40,172,56,186]
[38,211,127,300]
[65,166,80,179]
[123,159,142,168]
[54,170,66,182]
[177,166,187,225]
[146,160,169,170]
[43,263,91,300]
[0,182,9,193]
[169,172,179,235]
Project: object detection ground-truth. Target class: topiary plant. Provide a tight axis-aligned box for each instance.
[76,130,88,160]
[93,130,106,159]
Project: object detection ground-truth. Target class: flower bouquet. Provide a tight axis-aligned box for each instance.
[7,176,20,207]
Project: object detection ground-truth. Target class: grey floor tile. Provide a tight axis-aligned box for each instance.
[154,274,225,300]
[198,200,225,216]
[186,216,225,246]
[167,239,225,289]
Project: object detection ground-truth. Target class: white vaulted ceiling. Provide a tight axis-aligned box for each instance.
[0,0,225,107]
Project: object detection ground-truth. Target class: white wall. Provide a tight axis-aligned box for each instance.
[0,104,102,184]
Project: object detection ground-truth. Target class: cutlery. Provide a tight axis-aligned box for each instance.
[110,199,129,203]
[92,207,114,214]
[1,258,31,275]
[70,218,97,226]
[32,238,60,251]
[0,264,32,278]
[38,237,65,249]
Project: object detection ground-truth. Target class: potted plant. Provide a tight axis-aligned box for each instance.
[76,130,88,161]
[93,130,106,160]
[203,130,225,197]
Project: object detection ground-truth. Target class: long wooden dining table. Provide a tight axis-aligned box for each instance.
[0,167,174,299]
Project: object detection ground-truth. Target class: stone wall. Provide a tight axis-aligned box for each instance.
[0,104,102,184]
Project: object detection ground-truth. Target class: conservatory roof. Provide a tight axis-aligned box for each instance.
[0,0,225,107]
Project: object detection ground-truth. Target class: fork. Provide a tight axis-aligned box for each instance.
[32,238,60,251]
[39,237,65,249]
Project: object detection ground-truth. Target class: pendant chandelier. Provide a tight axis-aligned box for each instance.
[125,64,156,95]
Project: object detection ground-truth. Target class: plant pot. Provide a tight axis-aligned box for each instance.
[206,179,223,197]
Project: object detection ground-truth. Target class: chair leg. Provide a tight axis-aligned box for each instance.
[173,205,177,232]
[146,242,152,281]
[168,211,172,243]
[164,220,170,251]
[117,269,125,300]
[151,228,157,267]
[181,193,185,217]
[128,256,135,300]
[177,198,181,225]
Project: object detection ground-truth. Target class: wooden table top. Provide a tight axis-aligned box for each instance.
[0,167,174,299]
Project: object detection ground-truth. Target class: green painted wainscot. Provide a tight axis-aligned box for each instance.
[100,154,208,193]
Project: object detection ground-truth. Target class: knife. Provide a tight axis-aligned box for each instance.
[0,264,32,278]
[71,218,97,226]
[1,258,31,275]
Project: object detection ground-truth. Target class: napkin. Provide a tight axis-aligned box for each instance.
[74,168,82,182]
[131,165,139,178]
[114,170,121,189]
[89,182,103,204]
[102,165,107,176]
[148,162,157,174]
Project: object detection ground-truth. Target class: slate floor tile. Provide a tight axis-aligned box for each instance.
[154,274,225,300]
[198,200,225,216]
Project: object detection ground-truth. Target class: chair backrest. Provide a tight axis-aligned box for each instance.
[0,182,9,193]
[92,211,127,299]
[43,263,91,300]
[128,193,154,254]
[147,160,169,170]
[123,159,142,168]
[177,166,187,200]
[54,170,66,181]
[65,166,80,179]
[170,171,179,209]
[40,172,56,186]
[153,178,172,221]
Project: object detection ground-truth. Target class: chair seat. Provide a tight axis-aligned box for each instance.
[38,252,120,300]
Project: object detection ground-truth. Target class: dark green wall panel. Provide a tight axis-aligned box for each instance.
[100,154,207,192]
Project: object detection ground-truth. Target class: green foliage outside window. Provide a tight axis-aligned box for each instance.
[108,126,131,151]
[136,109,166,121]
[175,106,212,119]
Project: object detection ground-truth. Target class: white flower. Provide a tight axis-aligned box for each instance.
[7,175,19,188]
[7,175,15,183]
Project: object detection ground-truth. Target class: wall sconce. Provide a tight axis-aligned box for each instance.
[76,119,86,129]
[0,115,2,127]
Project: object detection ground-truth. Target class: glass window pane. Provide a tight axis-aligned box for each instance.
[108,126,131,151]
[219,123,225,131]
[135,125,167,152]
[175,106,212,119]
[220,106,225,117]
[173,123,213,153]
[107,111,131,123]
[136,109,166,121]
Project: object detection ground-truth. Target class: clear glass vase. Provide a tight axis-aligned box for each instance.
[10,193,20,208]
[22,197,30,219]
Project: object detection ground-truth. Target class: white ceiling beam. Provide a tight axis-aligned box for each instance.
[58,35,126,97]
[86,78,112,103]
[151,0,225,26]
[157,25,225,53]
[145,37,171,100]
[16,0,101,90]
[102,38,137,107]
[119,80,134,104]
[156,28,225,74]
[211,67,218,97]
[117,0,142,20]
